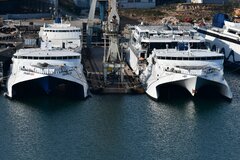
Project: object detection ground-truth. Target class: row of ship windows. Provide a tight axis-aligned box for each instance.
[43,30,81,32]
[228,29,240,36]
[14,56,80,60]
[156,56,223,60]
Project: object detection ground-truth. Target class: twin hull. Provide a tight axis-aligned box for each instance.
[145,71,232,100]
[6,67,88,99]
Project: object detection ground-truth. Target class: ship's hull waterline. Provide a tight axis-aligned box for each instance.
[145,75,232,100]
[7,76,86,99]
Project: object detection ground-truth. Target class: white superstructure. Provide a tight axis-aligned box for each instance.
[39,20,82,50]
[197,20,240,66]
[6,48,88,98]
[127,24,195,75]
[127,24,232,100]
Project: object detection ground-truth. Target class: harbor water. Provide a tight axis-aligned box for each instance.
[0,68,240,160]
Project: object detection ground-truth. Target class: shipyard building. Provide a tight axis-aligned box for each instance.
[0,0,54,14]
[118,0,156,8]
[71,0,157,9]
[187,0,228,4]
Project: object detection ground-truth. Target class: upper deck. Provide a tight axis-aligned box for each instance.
[42,23,81,32]
[39,21,82,49]
[200,21,240,41]
[132,24,203,43]
[39,21,81,36]
[14,48,81,60]
[152,48,224,61]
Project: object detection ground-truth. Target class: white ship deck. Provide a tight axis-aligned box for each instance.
[43,23,80,30]
[153,49,224,58]
[14,48,80,57]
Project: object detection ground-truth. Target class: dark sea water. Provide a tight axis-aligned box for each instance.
[0,69,240,160]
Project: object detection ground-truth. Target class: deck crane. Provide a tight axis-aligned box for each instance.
[87,0,107,47]
[86,0,97,47]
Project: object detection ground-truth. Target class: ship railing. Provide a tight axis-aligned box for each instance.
[20,66,76,75]
[163,66,219,76]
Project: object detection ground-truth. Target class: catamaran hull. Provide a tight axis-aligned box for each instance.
[6,72,88,99]
[145,75,232,100]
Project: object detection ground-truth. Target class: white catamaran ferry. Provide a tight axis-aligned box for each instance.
[140,40,232,100]
[5,48,88,98]
[127,24,231,100]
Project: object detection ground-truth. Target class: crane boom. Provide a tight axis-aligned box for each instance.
[87,0,97,47]
[103,0,125,83]
[107,0,120,32]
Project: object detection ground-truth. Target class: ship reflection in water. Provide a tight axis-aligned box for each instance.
[1,67,239,159]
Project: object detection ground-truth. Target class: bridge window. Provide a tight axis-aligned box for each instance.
[155,56,223,61]
[190,42,207,49]
[177,42,188,51]
[211,45,217,51]
[228,29,237,34]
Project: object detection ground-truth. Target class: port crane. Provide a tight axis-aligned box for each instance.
[87,0,124,84]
